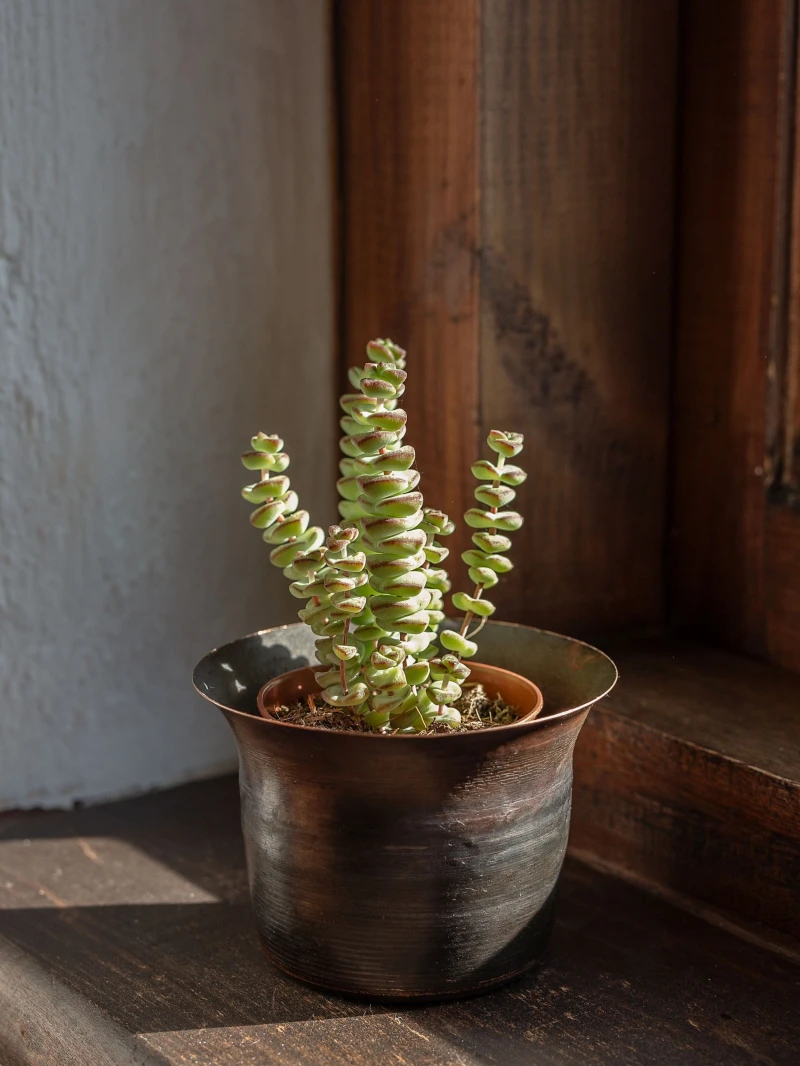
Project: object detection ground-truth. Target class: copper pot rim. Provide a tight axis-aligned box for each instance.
[193,620,618,739]
[256,660,545,731]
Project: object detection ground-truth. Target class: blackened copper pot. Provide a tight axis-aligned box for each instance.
[193,620,617,1001]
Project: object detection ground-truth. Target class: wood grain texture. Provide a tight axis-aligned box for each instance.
[1,776,799,1065]
[669,0,800,672]
[480,0,678,633]
[572,636,800,945]
[336,0,480,585]
[765,504,800,668]
[782,10,800,491]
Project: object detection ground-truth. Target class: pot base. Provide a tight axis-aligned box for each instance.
[258,934,553,1003]
[253,883,558,1003]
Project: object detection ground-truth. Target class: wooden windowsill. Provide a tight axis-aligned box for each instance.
[0,775,798,1065]
[572,633,800,952]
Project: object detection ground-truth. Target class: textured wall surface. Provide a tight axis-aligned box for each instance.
[0,0,334,808]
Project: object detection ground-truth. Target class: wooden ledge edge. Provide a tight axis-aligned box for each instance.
[568,849,800,965]
[589,701,800,790]
[571,656,800,946]
[0,933,165,1066]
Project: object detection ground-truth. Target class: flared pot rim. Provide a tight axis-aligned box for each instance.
[192,620,618,740]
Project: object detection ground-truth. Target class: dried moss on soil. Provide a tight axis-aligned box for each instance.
[269,682,521,734]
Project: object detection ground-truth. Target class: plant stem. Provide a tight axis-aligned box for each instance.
[458,454,505,639]
[466,615,489,641]
[340,618,350,694]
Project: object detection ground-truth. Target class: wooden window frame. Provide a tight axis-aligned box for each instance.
[335,0,800,673]
[670,0,800,674]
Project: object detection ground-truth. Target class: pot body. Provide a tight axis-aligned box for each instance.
[194,621,617,1001]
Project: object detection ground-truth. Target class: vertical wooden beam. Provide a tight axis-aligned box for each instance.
[765,505,800,669]
[768,5,800,673]
[777,2,800,498]
[480,0,678,633]
[670,0,797,666]
[336,0,481,582]
[337,0,678,634]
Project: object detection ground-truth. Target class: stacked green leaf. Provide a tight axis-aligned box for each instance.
[240,343,526,733]
[241,433,324,567]
[339,340,461,730]
[443,430,526,660]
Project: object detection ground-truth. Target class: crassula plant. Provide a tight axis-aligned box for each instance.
[241,338,526,733]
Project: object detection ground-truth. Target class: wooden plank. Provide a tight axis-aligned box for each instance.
[571,636,800,946]
[782,9,800,491]
[765,504,800,669]
[1,777,799,1065]
[767,7,800,672]
[0,936,161,1066]
[336,0,481,583]
[669,0,799,668]
[480,0,678,633]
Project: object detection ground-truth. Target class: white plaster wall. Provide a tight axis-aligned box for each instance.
[0,0,334,808]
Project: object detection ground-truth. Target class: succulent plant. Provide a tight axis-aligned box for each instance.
[241,339,526,733]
